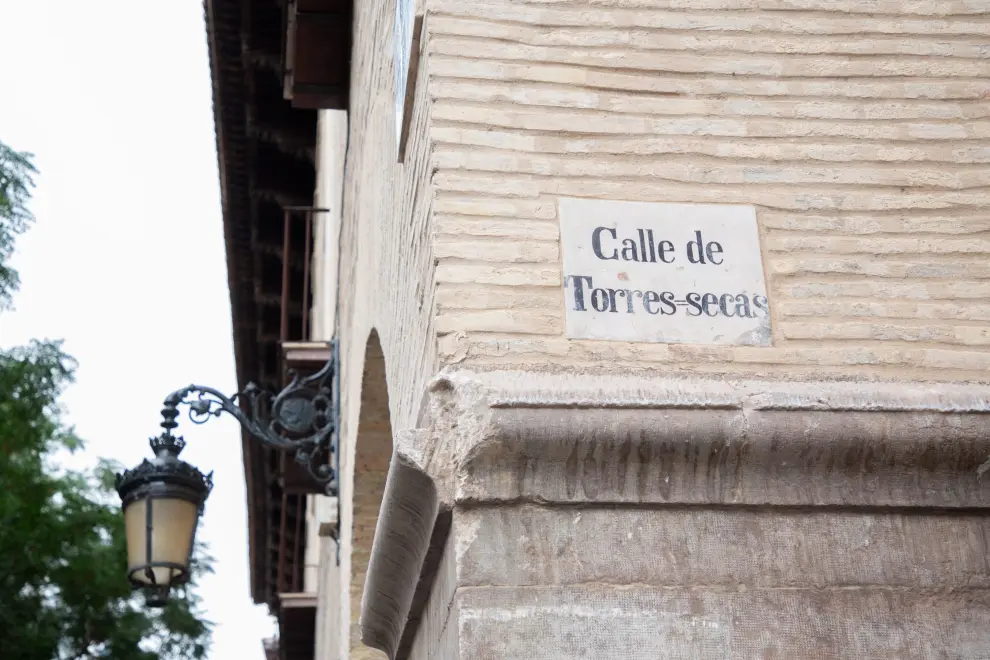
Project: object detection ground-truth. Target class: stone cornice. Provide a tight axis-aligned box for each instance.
[361,370,990,658]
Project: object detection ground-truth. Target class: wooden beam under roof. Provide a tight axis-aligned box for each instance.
[282,0,352,109]
[278,593,318,660]
[206,0,351,611]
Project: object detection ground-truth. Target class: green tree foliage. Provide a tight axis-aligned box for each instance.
[0,141,213,659]
[0,141,38,309]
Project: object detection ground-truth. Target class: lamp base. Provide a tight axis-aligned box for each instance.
[143,584,170,608]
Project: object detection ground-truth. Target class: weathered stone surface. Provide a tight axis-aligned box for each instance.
[463,406,990,507]
[443,504,990,657]
[355,370,990,659]
[408,532,458,660]
[455,586,990,660]
[407,371,990,509]
[454,506,990,589]
[360,451,440,660]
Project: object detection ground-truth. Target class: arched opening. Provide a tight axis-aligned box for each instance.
[349,331,391,659]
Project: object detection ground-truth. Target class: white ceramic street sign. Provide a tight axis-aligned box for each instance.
[558,198,771,346]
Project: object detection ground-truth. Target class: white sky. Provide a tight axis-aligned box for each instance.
[0,1,277,657]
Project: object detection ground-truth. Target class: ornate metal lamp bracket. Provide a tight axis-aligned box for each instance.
[159,340,339,496]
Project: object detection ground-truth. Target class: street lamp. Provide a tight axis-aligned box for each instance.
[114,345,338,606]
[115,432,212,607]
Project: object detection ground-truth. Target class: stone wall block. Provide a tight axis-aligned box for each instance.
[454,506,990,589]
[454,586,990,660]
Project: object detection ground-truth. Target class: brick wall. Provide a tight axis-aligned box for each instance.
[425,0,990,381]
[328,0,439,656]
[326,0,990,656]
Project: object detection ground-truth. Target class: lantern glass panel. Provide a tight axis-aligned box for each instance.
[124,496,199,586]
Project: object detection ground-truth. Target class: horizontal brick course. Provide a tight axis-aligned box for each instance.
[418,0,990,380]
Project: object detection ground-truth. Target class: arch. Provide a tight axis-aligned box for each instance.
[349,330,391,659]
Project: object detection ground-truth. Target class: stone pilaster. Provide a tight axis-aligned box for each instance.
[358,371,990,659]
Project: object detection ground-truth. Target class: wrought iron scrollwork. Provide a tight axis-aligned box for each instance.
[159,343,338,495]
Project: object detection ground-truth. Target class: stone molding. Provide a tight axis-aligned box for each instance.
[360,369,990,658]
[360,445,439,659]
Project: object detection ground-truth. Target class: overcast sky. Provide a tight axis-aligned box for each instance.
[0,1,276,657]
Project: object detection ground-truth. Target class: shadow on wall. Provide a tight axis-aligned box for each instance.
[350,331,392,660]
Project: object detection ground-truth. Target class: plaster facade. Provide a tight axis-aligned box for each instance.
[302,1,990,658]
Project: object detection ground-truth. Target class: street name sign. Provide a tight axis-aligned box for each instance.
[558,198,772,346]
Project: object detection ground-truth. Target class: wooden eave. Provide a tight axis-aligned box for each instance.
[203,0,351,610]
